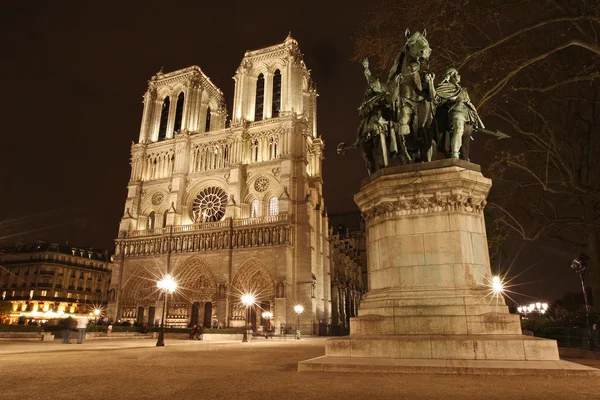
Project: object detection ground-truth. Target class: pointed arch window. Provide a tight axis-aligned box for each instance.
[272,70,281,117]
[205,107,211,132]
[162,211,168,228]
[147,212,156,230]
[255,73,265,121]
[158,97,170,141]
[268,197,279,216]
[250,199,259,218]
[174,92,184,133]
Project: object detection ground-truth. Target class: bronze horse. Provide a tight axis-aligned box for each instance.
[338,29,436,174]
[387,29,436,164]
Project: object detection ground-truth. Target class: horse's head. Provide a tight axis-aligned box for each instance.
[404,29,431,63]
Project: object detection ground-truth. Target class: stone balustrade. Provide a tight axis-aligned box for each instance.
[115,215,293,257]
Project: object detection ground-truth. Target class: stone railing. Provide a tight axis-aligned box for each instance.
[115,215,293,257]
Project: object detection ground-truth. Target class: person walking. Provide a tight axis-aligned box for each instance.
[62,317,76,344]
[77,316,89,344]
[189,325,198,340]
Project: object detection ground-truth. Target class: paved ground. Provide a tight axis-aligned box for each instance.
[0,338,599,400]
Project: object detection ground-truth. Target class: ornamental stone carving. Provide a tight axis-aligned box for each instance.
[151,192,164,206]
[361,192,487,223]
[254,177,269,192]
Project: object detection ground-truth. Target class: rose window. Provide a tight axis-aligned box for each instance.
[151,192,164,206]
[254,177,269,192]
[192,186,228,222]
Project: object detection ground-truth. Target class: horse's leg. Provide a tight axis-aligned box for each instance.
[397,106,413,164]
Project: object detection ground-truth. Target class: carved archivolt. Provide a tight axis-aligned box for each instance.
[120,266,161,306]
[361,192,487,223]
[231,258,275,301]
[171,257,217,303]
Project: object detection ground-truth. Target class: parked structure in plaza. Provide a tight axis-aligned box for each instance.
[109,35,331,333]
[0,241,113,324]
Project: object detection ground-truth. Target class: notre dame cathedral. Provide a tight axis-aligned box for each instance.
[108,35,331,333]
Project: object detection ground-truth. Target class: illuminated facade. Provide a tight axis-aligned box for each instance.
[0,241,113,324]
[110,35,330,332]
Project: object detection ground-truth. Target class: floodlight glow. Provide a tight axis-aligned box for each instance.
[491,276,504,294]
[294,304,304,314]
[262,311,273,319]
[157,275,177,293]
[241,293,255,306]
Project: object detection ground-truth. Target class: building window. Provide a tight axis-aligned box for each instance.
[41,290,47,297]
[205,107,211,132]
[174,92,184,133]
[158,96,170,141]
[251,199,259,218]
[67,293,72,299]
[272,69,281,117]
[268,197,279,216]
[54,292,60,298]
[147,212,156,230]
[162,211,168,228]
[255,73,265,121]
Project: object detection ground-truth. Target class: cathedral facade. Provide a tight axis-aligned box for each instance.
[109,36,330,333]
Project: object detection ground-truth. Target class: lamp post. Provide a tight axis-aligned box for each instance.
[156,275,177,347]
[93,308,100,327]
[241,294,255,343]
[262,311,273,338]
[294,304,304,340]
[571,255,593,349]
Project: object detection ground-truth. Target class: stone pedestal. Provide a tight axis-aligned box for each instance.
[299,160,599,375]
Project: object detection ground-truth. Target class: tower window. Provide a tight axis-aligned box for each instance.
[147,212,156,230]
[268,197,279,216]
[205,107,211,132]
[174,92,184,133]
[158,96,170,141]
[255,73,265,121]
[272,69,281,117]
[162,211,168,228]
[251,199,259,218]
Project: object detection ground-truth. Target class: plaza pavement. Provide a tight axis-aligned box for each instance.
[0,337,599,400]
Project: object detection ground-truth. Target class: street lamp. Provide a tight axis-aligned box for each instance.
[156,275,177,347]
[517,302,548,316]
[93,308,100,327]
[262,311,273,338]
[571,254,593,349]
[241,293,255,343]
[294,304,304,340]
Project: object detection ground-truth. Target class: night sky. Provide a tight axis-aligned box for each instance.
[0,1,584,303]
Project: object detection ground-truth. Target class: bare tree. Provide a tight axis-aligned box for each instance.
[353,0,600,309]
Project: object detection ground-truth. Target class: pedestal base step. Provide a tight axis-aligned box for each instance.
[326,335,560,361]
[298,356,600,376]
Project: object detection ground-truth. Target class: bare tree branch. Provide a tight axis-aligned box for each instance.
[511,73,600,92]
[480,40,600,107]
[459,15,600,70]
